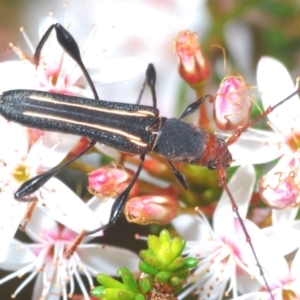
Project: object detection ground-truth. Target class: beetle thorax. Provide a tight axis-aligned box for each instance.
[197,133,232,171]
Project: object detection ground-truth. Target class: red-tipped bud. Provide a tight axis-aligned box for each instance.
[214,77,252,131]
[68,137,90,158]
[143,158,170,178]
[88,166,139,199]
[124,195,178,225]
[174,31,210,88]
[259,171,299,209]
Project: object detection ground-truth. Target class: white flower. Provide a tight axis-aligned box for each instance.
[0,8,137,257]
[0,206,140,300]
[0,118,102,260]
[173,165,270,299]
[3,9,150,98]
[229,221,300,300]
[230,57,300,166]
[88,0,209,117]
[229,57,300,218]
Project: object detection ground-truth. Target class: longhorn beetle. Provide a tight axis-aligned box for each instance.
[0,23,298,299]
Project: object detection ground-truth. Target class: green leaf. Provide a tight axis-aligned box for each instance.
[103,288,135,300]
[184,257,198,269]
[147,235,161,255]
[118,268,138,293]
[138,275,152,294]
[155,271,171,282]
[90,286,105,298]
[96,274,128,290]
[170,237,185,257]
[167,256,185,271]
[139,261,159,275]
[159,229,171,244]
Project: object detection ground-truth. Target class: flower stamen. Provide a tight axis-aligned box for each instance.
[287,128,300,152]
[20,27,35,54]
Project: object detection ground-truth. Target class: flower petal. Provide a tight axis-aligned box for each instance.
[256,56,300,134]
[79,244,140,275]
[262,221,300,256]
[25,206,60,243]
[234,217,289,285]
[0,239,36,270]
[0,61,36,92]
[0,118,29,159]
[0,193,27,261]
[213,164,255,235]
[290,247,300,281]
[272,207,299,226]
[228,292,270,300]
[88,57,147,84]
[28,132,81,171]
[38,177,101,234]
[229,129,286,166]
[86,195,115,225]
[172,213,209,241]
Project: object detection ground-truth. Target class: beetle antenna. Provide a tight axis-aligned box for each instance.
[218,167,275,300]
[226,88,300,146]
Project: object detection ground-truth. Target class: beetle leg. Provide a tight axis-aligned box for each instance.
[19,202,37,231]
[14,140,96,201]
[34,23,99,100]
[65,154,146,258]
[137,63,157,108]
[91,154,145,231]
[179,94,213,119]
[14,22,103,202]
[167,160,188,189]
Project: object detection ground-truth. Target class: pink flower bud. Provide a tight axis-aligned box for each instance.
[214,77,252,131]
[124,195,178,225]
[174,31,210,88]
[259,171,299,209]
[88,166,139,199]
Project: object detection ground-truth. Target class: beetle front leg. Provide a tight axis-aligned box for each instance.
[179,94,213,119]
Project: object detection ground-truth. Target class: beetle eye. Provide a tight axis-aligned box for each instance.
[225,154,233,168]
[208,160,218,170]
[218,138,226,147]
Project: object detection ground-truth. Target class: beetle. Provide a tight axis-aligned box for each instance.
[0,23,298,299]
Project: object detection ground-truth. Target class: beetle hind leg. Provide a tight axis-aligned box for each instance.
[65,154,146,257]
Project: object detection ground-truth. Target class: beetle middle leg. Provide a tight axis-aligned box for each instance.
[65,64,162,256]
[139,63,189,188]
[65,154,146,258]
